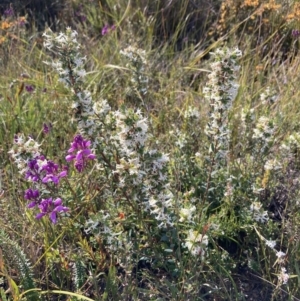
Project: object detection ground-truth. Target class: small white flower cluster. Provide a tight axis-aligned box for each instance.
[179,205,196,222]
[184,106,200,120]
[120,45,149,96]
[113,108,173,228]
[278,267,289,285]
[184,229,208,258]
[43,27,80,50]
[8,134,41,175]
[120,45,147,65]
[260,86,277,105]
[169,127,189,149]
[175,131,188,149]
[115,108,148,155]
[84,212,134,267]
[93,98,111,116]
[113,108,148,184]
[147,189,174,228]
[252,116,275,154]
[264,158,282,171]
[204,47,242,161]
[249,201,269,223]
[75,91,112,141]
[265,239,276,249]
[43,27,86,88]
[275,250,289,285]
[280,132,300,160]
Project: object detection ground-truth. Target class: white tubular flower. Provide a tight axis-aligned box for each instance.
[265,240,276,249]
[179,205,196,222]
[278,267,289,285]
[264,159,282,171]
[276,250,286,260]
[184,230,209,258]
[93,99,111,116]
[249,202,269,223]
[184,106,200,120]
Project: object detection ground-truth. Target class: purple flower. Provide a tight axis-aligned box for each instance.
[25,85,34,93]
[80,15,87,22]
[102,24,116,36]
[41,160,67,184]
[24,188,40,208]
[75,4,87,23]
[36,197,69,224]
[4,7,14,17]
[66,135,96,172]
[292,29,300,38]
[18,17,26,27]
[26,157,42,182]
[24,188,39,200]
[26,155,67,185]
[43,123,52,134]
[75,11,87,23]
[102,24,109,36]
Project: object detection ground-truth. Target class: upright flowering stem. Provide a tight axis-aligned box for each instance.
[43,28,92,135]
[120,45,149,100]
[202,48,241,202]
[204,47,242,167]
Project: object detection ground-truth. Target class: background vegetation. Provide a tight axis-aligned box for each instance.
[1,0,300,300]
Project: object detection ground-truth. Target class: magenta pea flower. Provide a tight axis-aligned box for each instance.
[26,155,67,185]
[41,160,67,184]
[66,135,96,172]
[102,24,116,36]
[24,188,40,208]
[292,29,300,38]
[102,24,109,36]
[36,197,69,224]
[4,6,14,17]
[43,123,52,134]
[25,85,34,93]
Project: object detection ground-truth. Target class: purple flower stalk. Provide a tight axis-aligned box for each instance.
[66,135,96,172]
[36,197,69,224]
